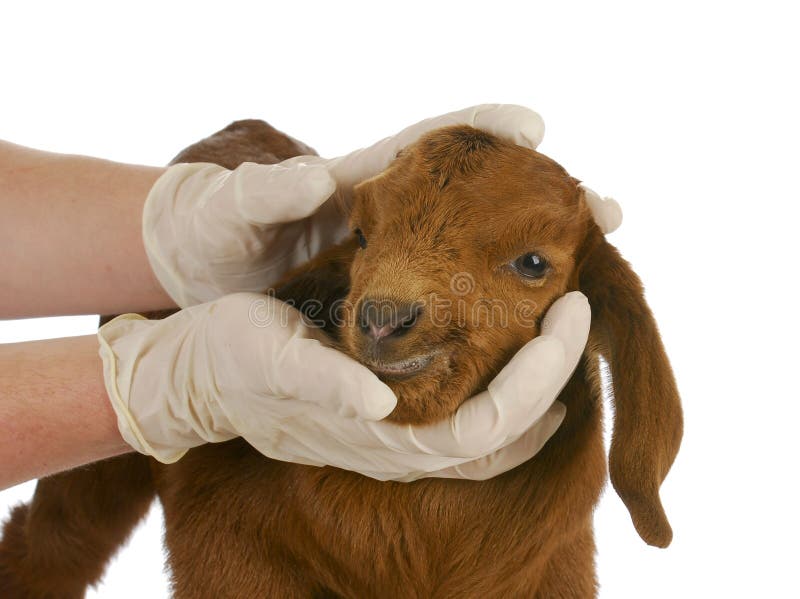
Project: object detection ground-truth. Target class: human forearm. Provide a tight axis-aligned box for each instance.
[0,140,173,317]
[0,336,131,490]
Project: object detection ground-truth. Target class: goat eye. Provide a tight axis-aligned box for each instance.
[354,228,367,249]
[512,253,548,278]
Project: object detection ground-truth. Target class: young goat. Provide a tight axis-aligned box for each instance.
[0,120,683,598]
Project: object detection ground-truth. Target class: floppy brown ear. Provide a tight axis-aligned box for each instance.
[577,224,683,548]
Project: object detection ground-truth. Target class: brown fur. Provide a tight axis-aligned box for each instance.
[0,120,683,598]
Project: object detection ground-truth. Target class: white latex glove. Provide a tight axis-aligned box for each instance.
[143,104,546,308]
[98,291,589,481]
[582,185,623,234]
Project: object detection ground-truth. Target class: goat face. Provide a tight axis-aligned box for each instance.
[341,126,592,425]
[338,125,682,547]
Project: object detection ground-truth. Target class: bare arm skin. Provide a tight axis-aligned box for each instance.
[0,335,131,490]
[0,140,173,318]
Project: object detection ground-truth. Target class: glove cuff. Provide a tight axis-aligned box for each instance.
[97,313,191,463]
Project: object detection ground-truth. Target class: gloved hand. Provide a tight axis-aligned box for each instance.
[581,185,623,234]
[143,104,547,308]
[98,291,590,481]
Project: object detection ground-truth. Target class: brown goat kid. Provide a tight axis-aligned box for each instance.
[0,120,683,598]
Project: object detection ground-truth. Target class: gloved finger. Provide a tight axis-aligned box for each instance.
[213,294,396,421]
[409,401,567,481]
[581,185,623,234]
[226,392,456,480]
[231,161,337,226]
[478,292,588,443]
[539,291,592,371]
[271,334,398,420]
[326,104,546,189]
[371,335,563,460]
[466,103,546,149]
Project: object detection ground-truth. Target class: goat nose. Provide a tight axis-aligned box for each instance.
[359,298,421,341]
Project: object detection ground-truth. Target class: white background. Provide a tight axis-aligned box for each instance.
[1,1,798,597]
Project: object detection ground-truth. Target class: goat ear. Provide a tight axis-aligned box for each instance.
[576,224,683,548]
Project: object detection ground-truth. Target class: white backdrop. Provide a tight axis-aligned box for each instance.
[1,1,798,597]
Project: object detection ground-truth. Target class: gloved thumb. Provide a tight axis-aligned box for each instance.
[270,333,398,420]
[232,160,337,226]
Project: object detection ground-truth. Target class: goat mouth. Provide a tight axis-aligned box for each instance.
[367,353,437,380]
